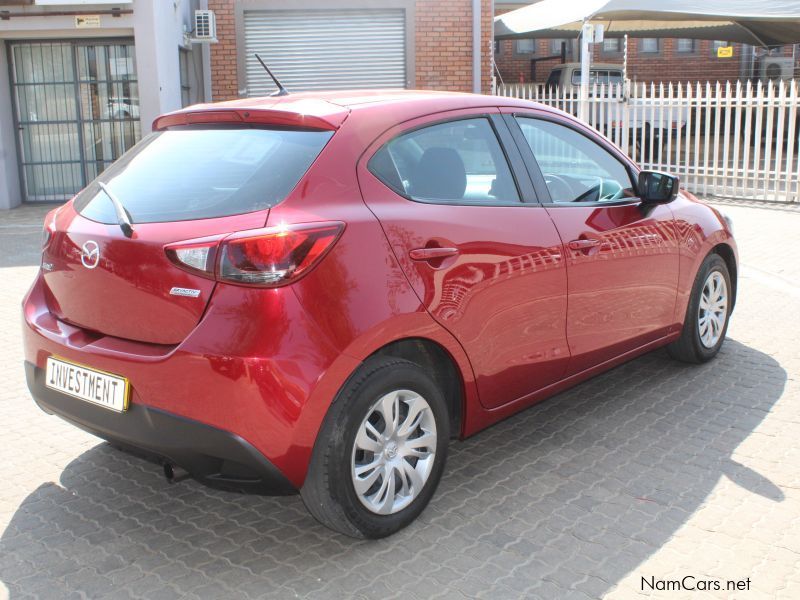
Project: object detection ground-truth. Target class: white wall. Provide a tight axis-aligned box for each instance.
[0,50,21,210]
[133,0,197,133]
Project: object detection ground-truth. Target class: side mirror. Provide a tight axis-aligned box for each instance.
[638,170,679,203]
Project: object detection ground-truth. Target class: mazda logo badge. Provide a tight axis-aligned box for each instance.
[80,240,100,269]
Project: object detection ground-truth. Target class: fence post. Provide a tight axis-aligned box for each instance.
[742,80,754,196]
[773,81,787,200]
[683,83,692,190]
[731,80,743,198]
[785,81,798,202]
[762,82,776,201]
[711,82,723,195]
[721,81,733,197]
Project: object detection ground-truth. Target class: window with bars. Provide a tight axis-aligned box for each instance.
[639,38,660,54]
[602,38,622,54]
[550,39,571,56]
[515,39,535,55]
[9,41,141,201]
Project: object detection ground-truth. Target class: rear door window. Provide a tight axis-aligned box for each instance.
[73,127,333,223]
[368,118,520,205]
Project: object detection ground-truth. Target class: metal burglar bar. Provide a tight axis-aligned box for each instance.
[497,80,800,202]
[9,40,141,202]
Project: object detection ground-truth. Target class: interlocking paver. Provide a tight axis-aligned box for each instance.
[0,200,799,599]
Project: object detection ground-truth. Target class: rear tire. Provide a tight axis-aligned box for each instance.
[667,253,732,363]
[301,356,449,538]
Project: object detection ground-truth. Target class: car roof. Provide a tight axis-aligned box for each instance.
[153,89,562,132]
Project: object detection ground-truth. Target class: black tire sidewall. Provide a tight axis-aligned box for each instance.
[327,359,449,538]
[687,254,732,361]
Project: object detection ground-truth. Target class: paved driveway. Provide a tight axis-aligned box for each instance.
[1,201,798,599]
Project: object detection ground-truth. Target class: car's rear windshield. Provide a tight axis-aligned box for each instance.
[73,126,334,223]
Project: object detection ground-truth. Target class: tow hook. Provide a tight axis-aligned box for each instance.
[163,463,190,484]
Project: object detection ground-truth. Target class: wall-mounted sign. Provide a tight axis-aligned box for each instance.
[75,15,100,28]
[717,46,733,58]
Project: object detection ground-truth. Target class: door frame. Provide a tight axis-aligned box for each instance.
[6,37,137,203]
[498,107,645,209]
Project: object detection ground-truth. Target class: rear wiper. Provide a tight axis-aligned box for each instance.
[97,182,134,238]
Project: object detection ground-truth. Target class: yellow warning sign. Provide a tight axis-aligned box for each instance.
[717,46,733,58]
[75,15,101,29]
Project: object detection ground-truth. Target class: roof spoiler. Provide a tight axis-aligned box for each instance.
[152,105,347,132]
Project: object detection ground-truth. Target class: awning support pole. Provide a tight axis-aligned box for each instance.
[579,21,593,122]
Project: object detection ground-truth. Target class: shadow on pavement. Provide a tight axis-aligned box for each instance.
[0,339,786,599]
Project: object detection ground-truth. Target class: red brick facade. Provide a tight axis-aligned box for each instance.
[207,0,492,101]
[208,0,238,101]
[416,0,492,93]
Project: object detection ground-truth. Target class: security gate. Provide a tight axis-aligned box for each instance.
[9,40,141,202]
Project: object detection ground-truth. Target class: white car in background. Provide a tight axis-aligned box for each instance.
[101,97,140,120]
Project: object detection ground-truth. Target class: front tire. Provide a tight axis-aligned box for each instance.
[667,253,732,363]
[301,357,449,538]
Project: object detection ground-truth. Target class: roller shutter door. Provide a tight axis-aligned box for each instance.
[243,9,407,95]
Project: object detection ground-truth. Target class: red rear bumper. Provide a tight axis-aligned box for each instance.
[22,272,360,490]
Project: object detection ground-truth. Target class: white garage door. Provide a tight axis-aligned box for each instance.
[243,9,407,95]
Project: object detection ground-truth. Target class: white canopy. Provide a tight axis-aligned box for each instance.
[494,0,800,46]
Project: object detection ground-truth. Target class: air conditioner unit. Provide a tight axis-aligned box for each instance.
[760,57,794,82]
[191,10,217,43]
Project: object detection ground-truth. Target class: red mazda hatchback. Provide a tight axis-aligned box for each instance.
[23,90,737,538]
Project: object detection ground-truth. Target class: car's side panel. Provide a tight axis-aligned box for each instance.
[352,108,571,410]
[461,331,681,437]
[499,108,682,373]
[668,192,738,328]
[263,121,483,483]
[543,203,680,374]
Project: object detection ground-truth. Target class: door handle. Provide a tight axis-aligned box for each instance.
[568,238,601,251]
[409,247,459,262]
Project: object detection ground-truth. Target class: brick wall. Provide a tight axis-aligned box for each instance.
[610,39,742,84]
[495,37,750,86]
[208,0,238,101]
[415,0,492,93]
[207,1,492,101]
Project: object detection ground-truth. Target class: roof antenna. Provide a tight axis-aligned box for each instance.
[255,53,289,96]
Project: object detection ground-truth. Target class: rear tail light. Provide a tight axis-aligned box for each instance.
[165,222,344,288]
[165,236,221,279]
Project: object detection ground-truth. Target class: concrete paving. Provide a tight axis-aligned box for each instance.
[0,200,798,599]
